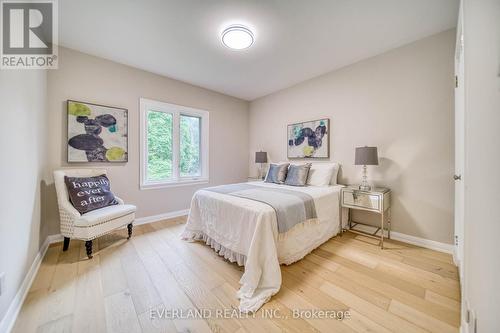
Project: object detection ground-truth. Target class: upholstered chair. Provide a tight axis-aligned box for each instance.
[53,168,136,258]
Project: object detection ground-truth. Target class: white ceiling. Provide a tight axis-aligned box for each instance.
[59,0,459,101]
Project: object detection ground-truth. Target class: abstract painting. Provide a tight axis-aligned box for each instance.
[287,119,329,159]
[67,100,128,162]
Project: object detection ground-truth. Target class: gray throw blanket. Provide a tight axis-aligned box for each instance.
[203,183,317,233]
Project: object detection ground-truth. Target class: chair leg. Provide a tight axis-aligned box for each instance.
[63,237,70,251]
[127,223,133,240]
[85,240,93,259]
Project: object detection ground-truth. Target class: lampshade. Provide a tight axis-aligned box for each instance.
[355,146,378,165]
[255,151,268,163]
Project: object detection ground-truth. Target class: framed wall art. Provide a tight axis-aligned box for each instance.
[287,118,329,159]
[67,100,128,162]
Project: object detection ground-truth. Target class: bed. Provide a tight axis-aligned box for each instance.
[181,179,346,312]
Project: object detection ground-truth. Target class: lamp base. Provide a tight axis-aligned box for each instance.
[259,163,266,180]
[358,184,371,191]
[359,165,371,191]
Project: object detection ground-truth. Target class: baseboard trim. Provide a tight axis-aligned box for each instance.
[43,209,191,247]
[390,231,454,254]
[134,209,190,226]
[453,246,463,279]
[46,234,63,244]
[0,237,51,333]
[453,247,458,265]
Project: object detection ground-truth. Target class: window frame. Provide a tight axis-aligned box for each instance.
[140,98,209,189]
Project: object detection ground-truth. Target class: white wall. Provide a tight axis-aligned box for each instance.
[462,0,500,331]
[45,47,249,235]
[249,30,455,244]
[0,70,48,326]
[0,46,249,328]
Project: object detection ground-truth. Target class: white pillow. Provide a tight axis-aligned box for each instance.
[329,163,340,185]
[307,163,340,186]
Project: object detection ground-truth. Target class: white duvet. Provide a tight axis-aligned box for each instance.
[181,181,346,312]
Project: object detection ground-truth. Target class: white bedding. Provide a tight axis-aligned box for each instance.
[181,181,346,312]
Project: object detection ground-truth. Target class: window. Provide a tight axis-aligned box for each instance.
[140,98,209,189]
[180,115,201,177]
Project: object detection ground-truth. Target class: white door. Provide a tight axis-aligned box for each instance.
[454,2,465,278]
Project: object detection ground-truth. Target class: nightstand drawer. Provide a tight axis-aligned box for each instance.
[342,191,381,211]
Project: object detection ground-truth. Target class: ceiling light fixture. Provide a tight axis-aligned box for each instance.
[221,25,254,50]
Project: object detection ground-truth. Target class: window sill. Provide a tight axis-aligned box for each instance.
[140,178,209,190]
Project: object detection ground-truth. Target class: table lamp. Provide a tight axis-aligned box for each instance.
[255,151,268,179]
[355,146,378,191]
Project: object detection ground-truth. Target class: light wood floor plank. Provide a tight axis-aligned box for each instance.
[149,231,242,333]
[353,234,455,265]
[344,309,392,333]
[104,290,142,333]
[335,265,460,327]
[212,282,284,333]
[281,268,348,311]
[304,252,341,272]
[313,247,427,298]
[401,256,459,280]
[376,262,460,301]
[159,226,243,289]
[11,289,48,333]
[13,216,460,333]
[275,285,355,333]
[99,238,129,297]
[72,247,107,333]
[424,290,461,312]
[29,245,61,292]
[157,226,227,290]
[132,232,212,333]
[320,281,427,333]
[329,236,460,286]
[292,259,392,310]
[137,304,178,333]
[336,234,407,262]
[119,238,163,315]
[388,299,457,333]
[36,314,73,333]
[319,241,380,269]
[260,300,321,333]
[38,241,80,326]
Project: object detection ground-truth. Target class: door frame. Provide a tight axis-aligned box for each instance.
[453,0,465,276]
[454,1,466,332]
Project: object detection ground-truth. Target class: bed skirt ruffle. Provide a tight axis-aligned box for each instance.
[276,218,321,241]
[181,230,247,266]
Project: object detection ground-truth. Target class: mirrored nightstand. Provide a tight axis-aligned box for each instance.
[340,185,391,249]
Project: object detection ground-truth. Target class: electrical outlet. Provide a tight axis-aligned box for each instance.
[464,300,477,333]
[0,272,5,296]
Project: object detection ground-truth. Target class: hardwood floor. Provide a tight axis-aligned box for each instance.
[13,216,460,333]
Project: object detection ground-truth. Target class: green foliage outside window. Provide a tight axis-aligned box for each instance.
[147,111,201,181]
[180,115,201,176]
[147,111,172,180]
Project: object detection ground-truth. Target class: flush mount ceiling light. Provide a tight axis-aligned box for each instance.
[221,25,254,50]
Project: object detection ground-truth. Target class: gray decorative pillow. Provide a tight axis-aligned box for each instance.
[285,163,312,186]
[64,174,118,214]
[265,163,290,184]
